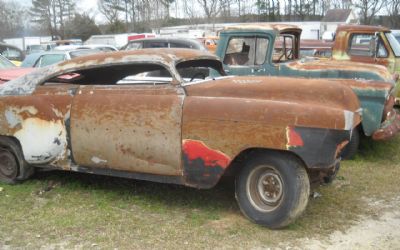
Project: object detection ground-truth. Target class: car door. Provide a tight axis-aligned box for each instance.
[70,80,184,176]
[222,35,271,76]
[7,82,79,167]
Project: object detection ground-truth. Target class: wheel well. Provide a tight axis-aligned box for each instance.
[222,148,307,179]
[0,135,29,178]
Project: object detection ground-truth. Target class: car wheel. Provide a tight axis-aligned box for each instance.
[0,137,33,184]
[235,152,310,229]
[340,128,360,160]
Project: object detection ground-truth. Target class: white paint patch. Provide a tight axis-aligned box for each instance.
[14,118,67,164]
[5,106,38,128]
[51,107,64,118]
[91,156,107,164]
[343,110,355,130]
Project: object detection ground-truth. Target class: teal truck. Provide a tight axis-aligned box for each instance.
[216,23,400,158]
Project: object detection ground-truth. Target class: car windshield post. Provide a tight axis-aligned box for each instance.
[385,32,400,57]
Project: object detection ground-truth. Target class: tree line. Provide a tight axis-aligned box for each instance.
[1,0,400,41]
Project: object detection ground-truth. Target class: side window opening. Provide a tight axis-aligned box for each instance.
[273,35,294,63]
[223,37,269,66]
[42,64,173,86]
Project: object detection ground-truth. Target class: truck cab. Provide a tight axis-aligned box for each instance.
[217,24,301,76]
[331,25,400,76]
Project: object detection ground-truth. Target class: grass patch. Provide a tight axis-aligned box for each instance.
[1,136,400,248]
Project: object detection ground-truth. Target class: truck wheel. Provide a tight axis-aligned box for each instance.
[340,129,360,160]
[0,137,33,184]
[235,152,310,229]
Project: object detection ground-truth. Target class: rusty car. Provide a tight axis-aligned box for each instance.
[216,23,400,158]
[0,49,362,229]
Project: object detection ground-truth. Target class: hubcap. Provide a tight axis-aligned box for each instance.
[246,165,284,212]
[0,149,18,179]
[257,172,283,204]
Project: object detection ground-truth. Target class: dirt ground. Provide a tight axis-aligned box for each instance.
[286,196,400,250]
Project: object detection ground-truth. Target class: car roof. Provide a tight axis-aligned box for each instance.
[58,48,218,67]
[2,49,220,95]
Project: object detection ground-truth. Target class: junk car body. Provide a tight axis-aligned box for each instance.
[0,49,361,229]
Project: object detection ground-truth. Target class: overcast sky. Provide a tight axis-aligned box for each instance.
[17,0,104,23]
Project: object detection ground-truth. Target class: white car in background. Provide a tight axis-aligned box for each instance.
[55,44,118,52]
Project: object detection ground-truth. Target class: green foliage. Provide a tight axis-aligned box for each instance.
[64,13,101,41]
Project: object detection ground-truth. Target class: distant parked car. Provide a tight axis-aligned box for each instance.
[0,67,35,84]
[55,44,118,52]
[0,42,25,66]
[77,44,118,52]
[0,55,17,69]
[198,37,219,53]
[299,39,333,58]
[121,38,207,51]
[21,49,101,68]
[25,44,45,55]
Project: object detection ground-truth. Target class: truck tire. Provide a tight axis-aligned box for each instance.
[235,152,310,229]
[340,129,360,160]
[0,137,33,184]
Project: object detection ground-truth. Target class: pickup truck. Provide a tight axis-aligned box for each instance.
[330,25,400,101]
[216,23,400,158]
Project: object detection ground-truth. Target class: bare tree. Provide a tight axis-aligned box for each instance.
[387,0,400,28]
[30,0,76,39]
[98,0,122,24]
[354,0,387,24]
[196,0,221,20]
[0,0,27,39]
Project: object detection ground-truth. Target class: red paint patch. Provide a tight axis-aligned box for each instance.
[182,140,231,169]
[287,126,304,147]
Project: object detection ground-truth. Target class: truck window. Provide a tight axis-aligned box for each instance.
[273,35,294,63]
[349,34,387,57]
[223,37,269,66]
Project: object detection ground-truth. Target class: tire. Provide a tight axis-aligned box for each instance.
[235,152,310,229]
[0,137,33,184]
[340,128,360,160]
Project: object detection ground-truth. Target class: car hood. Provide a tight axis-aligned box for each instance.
[0,67,35,84]
[184,76,361,130]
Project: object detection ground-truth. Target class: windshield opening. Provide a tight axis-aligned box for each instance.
[385,32,400,57]
[176,59,226,83]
